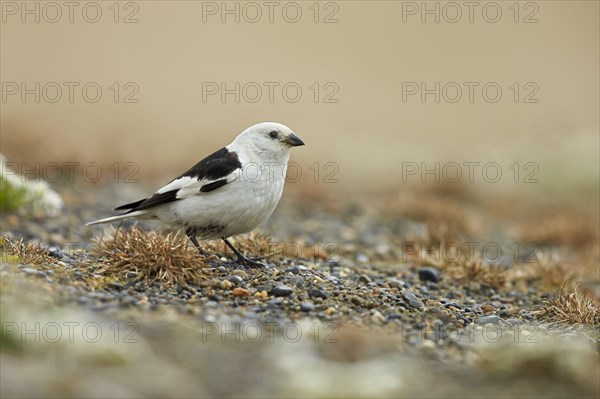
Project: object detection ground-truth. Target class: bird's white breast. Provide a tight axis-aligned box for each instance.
[155,161,288,240]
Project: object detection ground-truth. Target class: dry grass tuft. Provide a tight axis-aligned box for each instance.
[93,226,210,285]
[383,193,478,243]
[520,212,599,249]
[538,282,600,325]
[445,258,508,289]
[0,236,54,265]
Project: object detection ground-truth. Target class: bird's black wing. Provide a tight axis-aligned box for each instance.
[115,147,242,214]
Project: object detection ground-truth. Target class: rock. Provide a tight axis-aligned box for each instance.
[370,310,385,324]
[21,267,44,276]
[418,267,440,283]
[387,279,405,289]
[358,274,372,284]
[227,275,243,285]
[286,265,308,274]
[401,291,425,309]
[255,284,273,293]
[45,246,63,259]
[272,285,293,297]
[350,295,365,307]
[300,302,315,312]
[475,315,502,325]
[308,289,329,299]
[481,304,496,313]
[232,288,250,297]
[289,276,305,286]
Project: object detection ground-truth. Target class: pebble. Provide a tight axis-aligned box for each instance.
[308,289,329,299]
[358,274,372,284]
[255,284,273,293]
[475,315,502,325]
[232,288,250,297]
[401,291,425,309]
[286,265,308,274]
[272,285,293,297]
[386,279,405,289]
[370,310,385,324]
[480,304,496,313]
[21,267,44,277]
[300,302,315,312]
[418,267,440,283]
[227,275,243,285]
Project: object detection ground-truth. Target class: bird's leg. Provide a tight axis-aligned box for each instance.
[186,227,210,256]
[221,237,265,268]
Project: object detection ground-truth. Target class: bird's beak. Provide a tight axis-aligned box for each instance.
[286,133,305,147]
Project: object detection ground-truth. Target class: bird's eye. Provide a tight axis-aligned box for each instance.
[269,131,278,139]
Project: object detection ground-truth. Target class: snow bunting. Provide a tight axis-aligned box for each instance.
[87,122,304,267]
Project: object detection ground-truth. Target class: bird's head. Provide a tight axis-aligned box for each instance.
[232,122,304,161]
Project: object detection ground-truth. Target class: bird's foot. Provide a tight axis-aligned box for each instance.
[235,255,267,269]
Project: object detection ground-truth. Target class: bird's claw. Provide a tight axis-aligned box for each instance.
[236,256,267,269]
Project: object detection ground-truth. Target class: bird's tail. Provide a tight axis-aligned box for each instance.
[85,210,148,226]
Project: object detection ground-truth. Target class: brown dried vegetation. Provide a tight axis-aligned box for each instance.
[0,236,54,266]
[93,226,210,285]
[538,282,600,325]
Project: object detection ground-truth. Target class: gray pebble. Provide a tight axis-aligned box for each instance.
[418,267,440,283]
[300,302,315,312]
[401,291,425,309]
[358,274,372,284]
[272,285,293,297]
[475,315,502,325]
[22,267,43,276]
[227,275,243,284]
[387,279,405,289]
[308,289,329,299]
[255,284,273,293]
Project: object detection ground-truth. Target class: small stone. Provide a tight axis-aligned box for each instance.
[286,265,308,274]
[222,280,233,289]
[268,298,282,306]
[358,274,372,284]
[232,287,250,297]
[325,307,336,315]
[46,246,63,259]
[255,284,273,293]
[370,310,385,324]
[351,295,365,307]
[308,289,329,299]
[401,291,425,309]
[386,279,405,289]
[227,275,243,285]
[289,276,305,286]
[418,267,440,283]
[300,302,315,312]
[22,267,43,276]
[481,304,496,313]
[272,285,293,297]
[475,315,502,325]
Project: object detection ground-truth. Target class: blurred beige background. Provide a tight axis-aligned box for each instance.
[1,0,598,199]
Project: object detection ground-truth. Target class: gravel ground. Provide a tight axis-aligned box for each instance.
[1,182,598,398]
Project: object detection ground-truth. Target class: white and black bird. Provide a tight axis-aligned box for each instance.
[86,122,304,267]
